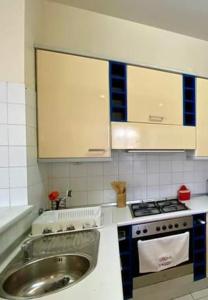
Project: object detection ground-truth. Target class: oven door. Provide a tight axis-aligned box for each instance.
[132,228,193,289]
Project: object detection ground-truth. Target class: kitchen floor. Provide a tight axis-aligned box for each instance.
[175,288,208,300]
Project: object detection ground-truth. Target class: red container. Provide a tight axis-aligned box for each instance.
[178,185,191,201]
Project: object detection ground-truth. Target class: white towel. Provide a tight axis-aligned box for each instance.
[137,232,189,273]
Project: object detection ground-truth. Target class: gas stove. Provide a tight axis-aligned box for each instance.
[130,199,188,218]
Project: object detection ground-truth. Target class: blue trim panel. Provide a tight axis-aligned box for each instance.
[193,214,206,281]
[109,61,127,122]
[118,226,133,299]
[183,75,196,126]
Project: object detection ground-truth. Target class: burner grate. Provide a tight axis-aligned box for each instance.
[134,208,161,217]
[130,199,188,218]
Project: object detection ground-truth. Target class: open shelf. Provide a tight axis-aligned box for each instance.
[110,61,127,122]
[183,75,196,126]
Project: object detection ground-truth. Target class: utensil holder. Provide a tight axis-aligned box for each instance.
[117,193,126,208]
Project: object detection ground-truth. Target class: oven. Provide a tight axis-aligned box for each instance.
[131,216,193,288]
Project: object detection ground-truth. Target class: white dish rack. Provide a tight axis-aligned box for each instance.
[32,206,103,235]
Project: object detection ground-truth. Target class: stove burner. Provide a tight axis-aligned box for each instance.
[134,208,161,217]
[157,199,178,207]
[162,203,188,213]
[132,202,156,210]
[130,199,188,218]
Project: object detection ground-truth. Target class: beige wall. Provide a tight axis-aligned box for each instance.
[0,0,25,83]
[25,0,44,88]
[25,0,48,211]
[41,1,208,78]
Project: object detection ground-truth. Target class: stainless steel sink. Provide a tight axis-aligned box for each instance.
[0,230,99,299]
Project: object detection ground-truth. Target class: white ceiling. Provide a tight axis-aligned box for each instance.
[49,0,208,41]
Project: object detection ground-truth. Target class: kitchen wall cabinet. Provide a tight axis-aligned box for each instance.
[195,78,208,157]
[36,50,110,159]
[127,66,183,125]
[111,122,195,150]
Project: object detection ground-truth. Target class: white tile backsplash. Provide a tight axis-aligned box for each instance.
[0,103,7,124]
[87,176,103,191]
[133,160,146,174]
[9,167,27,188]
[70,177,87,191]
[70,163,87,177]
[10,187,27,206]
[87,163,103,176]
[0,82,28,206]
[0,189,10,207]
[103,161,118,176]
[0,82,47,209]
[0,82,7,103]
[0,168,9,188]
[9,146,27,167]
[159,172,172,185]
[47,151,208,206]
[8,104,26,125]
[0,146,9,167]
[87,190,103,205]
[8,83,25,104]
[0,125,8,145]
[8,125,26,145]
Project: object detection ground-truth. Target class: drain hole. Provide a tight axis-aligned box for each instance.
[44,276,71,293]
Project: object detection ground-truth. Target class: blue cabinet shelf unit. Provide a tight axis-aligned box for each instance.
[193,214,206,281]
[183,75,196,126]
[118,226,133,299]
[109,61,127,122]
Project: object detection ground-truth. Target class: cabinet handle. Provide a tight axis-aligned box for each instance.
[88,148,106,152]
[149,115,164,122]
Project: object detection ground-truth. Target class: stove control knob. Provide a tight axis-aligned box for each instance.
[162,225,167,231]
[183,222,187,227]
[156,226,161,231]
[168,224,173,229]
[136,230,141,235]
[143,229,148,234]
[175,223,179,228]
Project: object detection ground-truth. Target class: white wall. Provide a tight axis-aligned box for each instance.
[40,1,208,78]
[0,0,48,210]
[25,0,48,212]
[0,0,25,83]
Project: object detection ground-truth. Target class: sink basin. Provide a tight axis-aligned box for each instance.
[0,230,99,299]
[0,254,91,299]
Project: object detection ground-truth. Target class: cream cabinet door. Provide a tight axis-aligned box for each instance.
[37,50,110,158]
[127,66,183,125]
[111,122,195,150]
[195,78,208,157]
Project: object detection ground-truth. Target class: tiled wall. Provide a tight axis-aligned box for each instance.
[26,87,48,212]
[0,81,48,209]
[0,81,27,206]
[47,151,208,207]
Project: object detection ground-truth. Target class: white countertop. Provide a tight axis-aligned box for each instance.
[1,195,208,300]
[112,195,208,226]
[24,225,123,300]
[0,206,33,234]
[0,210,123,300]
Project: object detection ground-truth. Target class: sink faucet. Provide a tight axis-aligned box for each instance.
[21,240,33,261]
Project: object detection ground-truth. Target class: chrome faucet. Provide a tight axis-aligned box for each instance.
[21,240,33,261]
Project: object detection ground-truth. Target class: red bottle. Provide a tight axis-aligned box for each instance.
[178,185,191,201]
